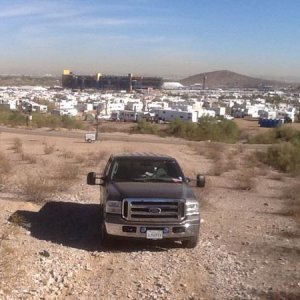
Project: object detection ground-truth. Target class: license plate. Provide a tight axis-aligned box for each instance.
[146,230,163,240]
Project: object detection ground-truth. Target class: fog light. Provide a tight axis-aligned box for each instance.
[140,227,147,233]
[173,227,185,233]
[163,227,169,234]
[123,226,136,233]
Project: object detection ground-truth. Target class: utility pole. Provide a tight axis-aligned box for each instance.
[95,103,100,141]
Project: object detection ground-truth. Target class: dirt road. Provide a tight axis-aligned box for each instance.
[0,130,299,299]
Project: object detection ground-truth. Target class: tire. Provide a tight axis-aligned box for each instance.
[87,139,92,143]
[100,206,113,247]
[181,235,199,248]
[100,220,112,247]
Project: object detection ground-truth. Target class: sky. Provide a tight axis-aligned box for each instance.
[0,0,300,81]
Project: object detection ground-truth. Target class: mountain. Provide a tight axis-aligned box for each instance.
[180,70,293,89]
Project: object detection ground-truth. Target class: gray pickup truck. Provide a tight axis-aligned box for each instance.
[87,152,205,248]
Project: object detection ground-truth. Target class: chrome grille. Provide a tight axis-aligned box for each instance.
[122,198,185,222]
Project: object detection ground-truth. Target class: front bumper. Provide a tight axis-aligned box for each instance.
[104,214,200,240]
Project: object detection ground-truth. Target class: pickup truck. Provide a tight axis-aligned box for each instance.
[87,152,205,248]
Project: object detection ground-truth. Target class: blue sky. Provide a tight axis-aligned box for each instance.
[0,0,300,80]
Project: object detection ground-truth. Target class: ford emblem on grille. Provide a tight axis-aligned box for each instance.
[148,207,162,214]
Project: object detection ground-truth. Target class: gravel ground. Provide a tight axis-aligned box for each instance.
[0,130,299,299]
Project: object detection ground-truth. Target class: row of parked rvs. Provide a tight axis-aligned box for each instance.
[110,109,199,123]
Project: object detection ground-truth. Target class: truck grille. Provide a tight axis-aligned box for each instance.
[122,198,185,222]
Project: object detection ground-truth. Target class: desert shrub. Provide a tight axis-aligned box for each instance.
[281,182,300,227]
[249,126,300,144]
[21,153,37,164]
[10,138,23,154]
[43,143,55,155]
[0,152,11,174]
[267,173,283,181]
[0,225,23,287]
[59,150,75,159]
[248,131,277,144]
[0,109,26,126]
[74,154,86,164]
[0,109,86,130]
[20,175,58,203]
[0,152,11,190]
[259,141,300,174]
[86,150,109,167]
[56,163,80,181]
[33,114,86,130]
[132,119,160,135]
[167,118,240,143]
[233,169,256,191]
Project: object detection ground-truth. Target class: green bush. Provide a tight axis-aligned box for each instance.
[0,109,86,130]
[260,141,300,174]
[249,126,300,144]
[0,108,26,126]
[132,118,240,143]
[132,119,160,135]
[167,118,240,143]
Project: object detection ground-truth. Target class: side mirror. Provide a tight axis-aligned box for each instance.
[87,172,97,185]
[196,174,205,187]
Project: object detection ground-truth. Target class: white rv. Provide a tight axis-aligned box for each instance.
[154,109,198,123]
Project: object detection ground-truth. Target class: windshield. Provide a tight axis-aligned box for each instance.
[110,158,184,183]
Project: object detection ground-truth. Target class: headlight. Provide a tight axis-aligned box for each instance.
[185,199,200,216]
[105,201,122,214]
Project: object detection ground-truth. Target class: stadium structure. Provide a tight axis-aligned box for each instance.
[62,70,163,91]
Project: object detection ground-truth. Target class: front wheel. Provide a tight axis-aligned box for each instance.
[181,236,199,248]
[100,220,113,247]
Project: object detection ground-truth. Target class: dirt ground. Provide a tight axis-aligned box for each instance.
[0,128,299,299]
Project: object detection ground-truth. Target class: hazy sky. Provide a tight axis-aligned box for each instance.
[1,0,300,80]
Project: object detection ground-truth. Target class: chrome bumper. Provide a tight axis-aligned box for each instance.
[105,220,200,240]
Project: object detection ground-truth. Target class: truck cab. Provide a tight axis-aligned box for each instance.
[87,152,205,248]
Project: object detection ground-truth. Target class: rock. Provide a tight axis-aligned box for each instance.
[39,250,50,258]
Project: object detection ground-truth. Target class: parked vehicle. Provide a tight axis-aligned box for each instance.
[258,118,284,128]
[85,133,96,143]
[87,152,205,248]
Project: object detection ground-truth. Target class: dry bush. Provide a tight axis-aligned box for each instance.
[74,154,87,164]
[0,226,23,288]
[21,152,37,164]
[10,138,23,154]
[0,174,7,191]
[59,150,75,159]
[0,152,11,174]
[209,158,237,176]
[20,174,58,203]
[197,181,212,209]
[205,143,223,160]
[268,173,284,181]
[43,143,55,155]
[189,143,205,156]
[245,151,265,168]
[206,144,237,176]
[281,181,300,227]
[56,163,80,182]
[233,168,256,191]
[0,152,11,191]
[86,150,109,167]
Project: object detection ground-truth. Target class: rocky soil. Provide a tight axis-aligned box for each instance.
[0,130,299,299]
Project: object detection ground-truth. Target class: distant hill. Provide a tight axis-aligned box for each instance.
[180,70,293,89]
[0,75,61,87]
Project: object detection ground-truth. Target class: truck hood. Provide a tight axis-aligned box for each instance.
[106,182,196,201]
